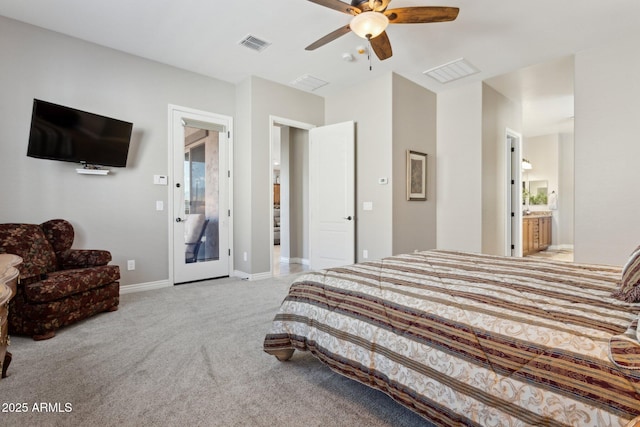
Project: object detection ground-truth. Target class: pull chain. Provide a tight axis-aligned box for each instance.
[367,37,373,71]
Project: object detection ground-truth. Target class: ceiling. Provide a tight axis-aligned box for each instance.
[485,55,575,138]
[1,0,639,136]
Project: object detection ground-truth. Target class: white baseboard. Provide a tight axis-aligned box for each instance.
[233,270,250,280]
[120,260,312,292]
[120,279,172,295]
[250,271,273,281]
[232,270,272,281]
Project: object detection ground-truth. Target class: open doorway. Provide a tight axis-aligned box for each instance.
[486,55,575,262]
[521,133,574,262]
[269,116,314,277]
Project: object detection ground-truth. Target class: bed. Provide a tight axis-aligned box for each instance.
[263,250,640,426]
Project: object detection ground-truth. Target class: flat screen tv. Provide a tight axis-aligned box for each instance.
[27,99,133,168]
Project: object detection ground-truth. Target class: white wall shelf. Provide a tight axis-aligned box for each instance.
[76,168,109,175]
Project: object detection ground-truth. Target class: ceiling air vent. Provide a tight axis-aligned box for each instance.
[238,34,271,52]
[423,58,479,84]
[290,74,328,91]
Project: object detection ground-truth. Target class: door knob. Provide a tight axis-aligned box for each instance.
[176,218,184,223]
[344,216,353,221]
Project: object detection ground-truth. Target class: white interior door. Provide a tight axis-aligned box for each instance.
[170,106,231,284]
[309,121,355,270]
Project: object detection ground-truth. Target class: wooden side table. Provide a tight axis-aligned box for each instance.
[0,254,21,379]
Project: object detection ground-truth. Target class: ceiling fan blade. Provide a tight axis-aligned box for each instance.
[385,7,459,24]
[370,31,392,60]
[305,25,352,50]
[307,0,361,15]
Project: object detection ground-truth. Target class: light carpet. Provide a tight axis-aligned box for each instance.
[1,274,432,427]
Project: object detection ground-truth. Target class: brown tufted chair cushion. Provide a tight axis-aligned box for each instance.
[40,219,74,255]
[41,219,111,270]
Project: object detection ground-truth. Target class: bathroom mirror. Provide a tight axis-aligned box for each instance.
[528,180,548,205]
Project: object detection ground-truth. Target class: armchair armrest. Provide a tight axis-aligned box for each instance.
[60,249,112,270]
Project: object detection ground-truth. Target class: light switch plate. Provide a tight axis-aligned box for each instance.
[153,175,168,185]
[363,202,373,211]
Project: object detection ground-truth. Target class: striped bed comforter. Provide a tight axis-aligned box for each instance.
[263,250,640,426]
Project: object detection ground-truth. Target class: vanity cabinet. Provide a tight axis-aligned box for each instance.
[538,216,552,249]
[523,215,552,256]
[274,184,280,205]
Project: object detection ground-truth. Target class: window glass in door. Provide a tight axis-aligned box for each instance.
[183,127,220,264]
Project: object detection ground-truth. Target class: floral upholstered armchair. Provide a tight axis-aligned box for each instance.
[0,219,120,340]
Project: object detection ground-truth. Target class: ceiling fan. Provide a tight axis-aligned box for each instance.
[305,0,459,61]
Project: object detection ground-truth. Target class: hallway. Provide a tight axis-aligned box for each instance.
[272,245,310,277]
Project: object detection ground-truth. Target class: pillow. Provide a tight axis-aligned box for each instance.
[608,316,640,370]
[613,245,640,303]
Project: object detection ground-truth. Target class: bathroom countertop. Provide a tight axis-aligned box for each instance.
[523,211,552,217]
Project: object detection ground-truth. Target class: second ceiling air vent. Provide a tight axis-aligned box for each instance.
[423,58,479,84]
[290,74,328,91]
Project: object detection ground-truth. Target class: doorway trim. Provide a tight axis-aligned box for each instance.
[268,115,316,277]
[168,104,234,285]
[505,128,523,257]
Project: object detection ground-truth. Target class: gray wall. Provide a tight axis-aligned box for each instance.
[391,74,437,254]
[288,127,309,261]
[278,126,290,260]
[325,73,438,261]
[325,74,394,261]
[0,17,235,288]
[574,37,640,265]
[436,83,483,253]
[234,76,324,276]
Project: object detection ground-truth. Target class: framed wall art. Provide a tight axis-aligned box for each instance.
[406,150,427,201]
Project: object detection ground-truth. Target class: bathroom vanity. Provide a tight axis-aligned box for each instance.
[523,213,552,256]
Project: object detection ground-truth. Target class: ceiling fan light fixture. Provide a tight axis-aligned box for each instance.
[350,11,389,40]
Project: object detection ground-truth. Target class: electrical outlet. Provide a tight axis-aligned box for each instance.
[127,260,135,271]
[363,250,368,259]
[243,252,247,262]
